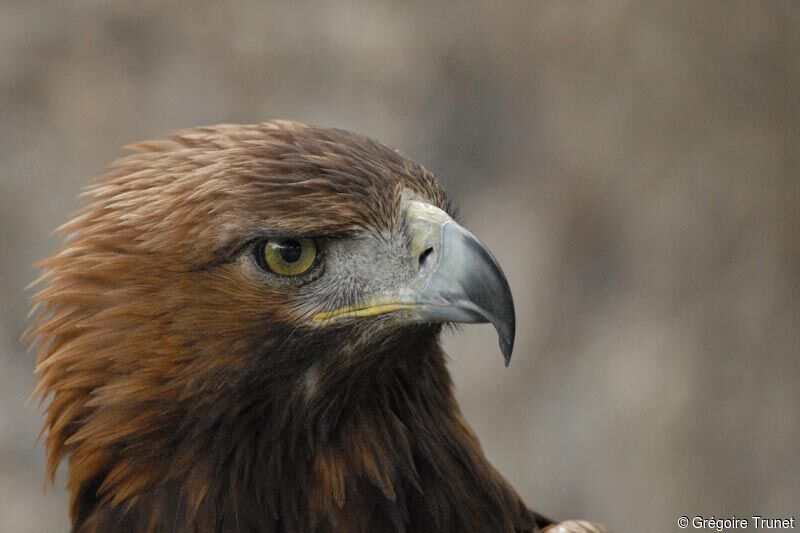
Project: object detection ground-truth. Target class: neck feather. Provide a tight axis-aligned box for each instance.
[72,338,541,532]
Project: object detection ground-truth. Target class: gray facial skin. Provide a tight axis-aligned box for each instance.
[300,198,516,365]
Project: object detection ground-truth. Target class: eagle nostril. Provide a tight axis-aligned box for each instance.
[418,247,434,272]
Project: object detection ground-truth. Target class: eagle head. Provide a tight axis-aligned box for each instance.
[29,121,536,532]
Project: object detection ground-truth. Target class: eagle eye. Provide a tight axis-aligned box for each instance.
[256,238,317,277]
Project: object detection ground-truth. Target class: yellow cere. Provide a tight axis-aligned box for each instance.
[312,302,417,322]
[404,198,453,259]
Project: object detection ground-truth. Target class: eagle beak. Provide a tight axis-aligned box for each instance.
[407,200,516,365]
[311,199,516,365]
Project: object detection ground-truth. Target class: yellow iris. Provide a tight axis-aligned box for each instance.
[262,238,317,276]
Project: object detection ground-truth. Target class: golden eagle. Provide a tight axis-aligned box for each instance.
[28,122,606,532]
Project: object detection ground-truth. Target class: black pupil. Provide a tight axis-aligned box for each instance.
[277,239,303,263]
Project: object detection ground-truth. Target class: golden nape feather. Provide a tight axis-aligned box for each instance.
[28,122,606,532]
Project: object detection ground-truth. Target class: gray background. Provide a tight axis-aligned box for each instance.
[2,2,798,531]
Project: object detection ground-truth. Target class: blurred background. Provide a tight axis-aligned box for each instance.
[2,1,799,531]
